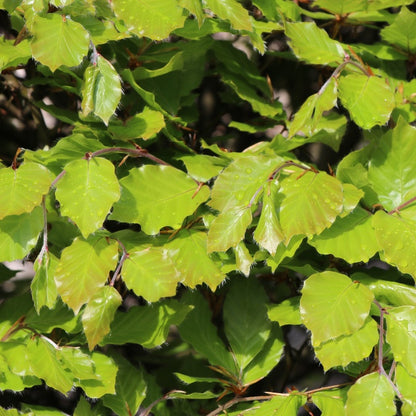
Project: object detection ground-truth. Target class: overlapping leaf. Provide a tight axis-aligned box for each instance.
[111,165,210,235]
[54,237,119,313]
[345,373,396,416]
[279,171,344,242]
[81,56,122,125]
[205,0,252,31]
[111,0,187,39]
[300,271,374,345]
[0,162,53,220]
[315,0,367,14]
[309,207,379,263]
[82,285,122,350]
[55,157,120,238]
[30,14,90,71]
[338,74,395,129]
[268,297,302,326]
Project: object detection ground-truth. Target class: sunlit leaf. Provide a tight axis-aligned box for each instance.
[309,207,379,263]
[300,271,374,345]
[204,0,251,31]
[82,285,122,350]
[111,165,209,235]
[345,373,396,416]
[313,389,347,416]
[268,297,302,326]
[81,56,122,125]
[286,22,345,66]
[314,0,367,14]
[338,74,394,129]
[0,162,53,220]
[0,208,43,262]
[178,154,228,182]
[111,0,187,40]
[30,14,90,71]
[279,171,344,242]
[396,363,416,414]
[56,157,120,238]
[314,318,378,370]
[54,237,119,314]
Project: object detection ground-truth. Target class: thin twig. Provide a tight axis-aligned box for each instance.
[388,196,416,215]
[110,240,128,287]
[50,170,66,188]
[37,196,49,262]
[90,147,170,166]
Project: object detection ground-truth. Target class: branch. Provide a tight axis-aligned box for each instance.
[110,239,128,287]
[388,196,416,215]
[89,147,170,166]
[37,196,49,262]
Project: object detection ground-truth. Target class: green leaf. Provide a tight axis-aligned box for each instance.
[179,0,205,26]
[373,211,416,280]
[380,7,416,54]
[102,300,192,348]
[204,0,251,31]
[0,162,53,220]
[313,317,378,370]
[253,182,285,255]
[289,77,338,137]
[210,156,281,212]
[166,230,225,290]
[0,354,41,392]
[367,119,416,212]
[234,241,253,276]
[54,236,119,313]
[31,252,59,313]
[30,14,90,71]
[268,297,302,326]
[309,207,379,263]
[300,271,374,345]
[345,373,396,416]
[111,165,210,235]
[312,389,347,416]
[285,22,345,66]
[73,396,94,416]
[338,74,394,129]
[223,277,271,370]
[0,38,31,70]
[0,208,43,262]
[178,154,228,182]
[243,323,284,385]
[207,207,252,253]
[102,354,147,416]
[396,364,416,411]
[81,56,122,125]
[315,0,367,14]
[111,0,187,40]
[279,171,344,242]
[108,107,165,140]
[55,157,120,238]
[27,337,74,393]
[121,246,180,302]
[385,305,416,376]
[179,292,237,374]
[254,395,303,416]
[82,285,122,350]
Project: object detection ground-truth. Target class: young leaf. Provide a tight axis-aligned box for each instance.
[395,364,416,413]
[234,241,253,276]
[253,182,285,255]
[204,0,252,31]
[0,162,53,220]
[373,211,416,280]
[279,171,344,242]
[178,154,228,182]
[338,74,394,129]
[312,389,347,416]
[30,14,90,71]
[207,207,252,253]
[166,230,225,290]
[0,208,43,262]
[309,207,379,264]
[111,0,187,40]
[367,119,416,212]
[300,271,374,345]
[268,297,302,326]
[285,22,345,66]
[82,285,122,350]
[380,7,416,54]
[345,373,396,416]
[223,277,271,370]
[102,300,192,348]
[313,317,378,370]
[27,337,74,394]
[254,395,303,415]
[31,252,59,313]
[209,155,281,212]
[121,247,180,302]
[111,165,210,235]
[55,157,120,238]
[54,237,119,314]
[385,305,416,376]
[81,56,122,125]
[314,0,367,14]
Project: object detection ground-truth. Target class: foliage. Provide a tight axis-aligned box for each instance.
[0,0,416,415]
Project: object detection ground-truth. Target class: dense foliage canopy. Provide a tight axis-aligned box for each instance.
[1,0,416,415]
